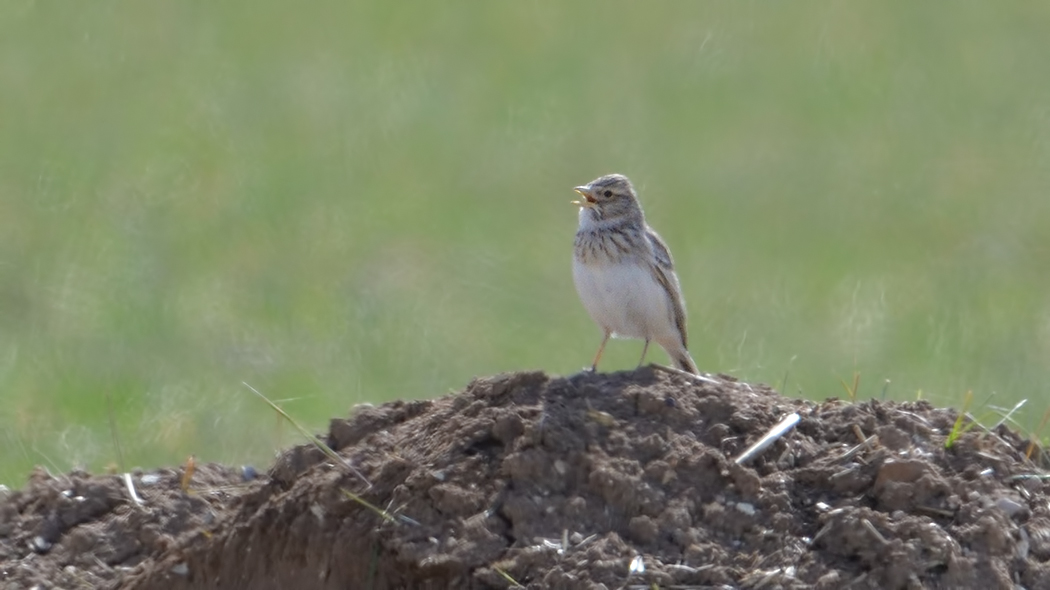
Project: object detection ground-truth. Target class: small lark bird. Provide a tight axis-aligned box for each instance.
[572,174,699,375]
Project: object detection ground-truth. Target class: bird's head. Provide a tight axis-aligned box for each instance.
[572,174,643,223]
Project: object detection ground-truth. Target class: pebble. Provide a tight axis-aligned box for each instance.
[32,536,51,553]
[735,502,757,516]
[171,562,189,576]
[995,497,1024,517]
[875,459,927,488]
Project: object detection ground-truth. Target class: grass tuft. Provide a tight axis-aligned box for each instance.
[945,391,975,449]
[839,372,861,403]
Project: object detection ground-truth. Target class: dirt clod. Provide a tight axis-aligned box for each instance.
[2,368,1049,589]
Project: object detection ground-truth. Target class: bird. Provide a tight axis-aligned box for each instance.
[571,174,699,375]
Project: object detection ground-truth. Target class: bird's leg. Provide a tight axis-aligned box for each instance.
[637,339,650,368]
[590,331,611,372]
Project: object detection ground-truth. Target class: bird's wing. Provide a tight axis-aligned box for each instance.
[646,228,688,348]
[646,229,675,271]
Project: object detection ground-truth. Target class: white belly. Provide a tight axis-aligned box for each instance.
[572,258,675,341]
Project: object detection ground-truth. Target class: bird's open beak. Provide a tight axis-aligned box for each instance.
[572,186,597,208]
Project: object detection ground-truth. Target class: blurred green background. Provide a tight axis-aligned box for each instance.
[3,2,1050,485]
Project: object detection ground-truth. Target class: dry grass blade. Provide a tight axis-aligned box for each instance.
[850,425,867,444]
[1007,473,1050,483]
[861,518,889,546]
[122,473,143,506]
[180,455,195,494]
[242,381,371,487]
[340,488,419,526]
[493,566,523,588]
[987,398,1027,431]
[836,434,878,463]
[839,371,860,403]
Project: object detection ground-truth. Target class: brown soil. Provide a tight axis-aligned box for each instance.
[2,368,1049,589]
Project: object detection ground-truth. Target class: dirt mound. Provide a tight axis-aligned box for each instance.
[3,368,1050,589]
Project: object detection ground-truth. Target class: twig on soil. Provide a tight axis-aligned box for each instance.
[243,381,371,487]
[734,412,801,465]
[649,363,721,385]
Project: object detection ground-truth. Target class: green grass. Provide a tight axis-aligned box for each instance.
[3,2,1050,485]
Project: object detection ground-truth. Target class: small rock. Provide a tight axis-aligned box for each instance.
[995,497,1024,517]
[171,562,189,576]
[32,536,51,553]
[875,459,927,489]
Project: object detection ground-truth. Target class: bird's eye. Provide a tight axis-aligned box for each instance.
[603,190,612,198]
